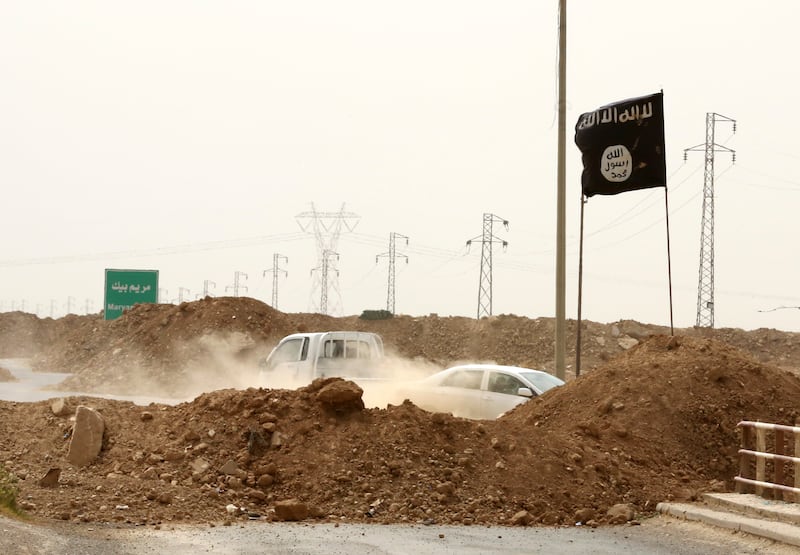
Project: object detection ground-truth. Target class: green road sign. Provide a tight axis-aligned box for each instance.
[104,269,159,320]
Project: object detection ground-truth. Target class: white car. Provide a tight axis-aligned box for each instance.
[396,364,564,420]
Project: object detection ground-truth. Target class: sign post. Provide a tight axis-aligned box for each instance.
[104,269,159,320]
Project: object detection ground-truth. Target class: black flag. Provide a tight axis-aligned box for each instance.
[574,92,666,197]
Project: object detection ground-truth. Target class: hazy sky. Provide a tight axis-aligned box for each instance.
[2,1,799,332]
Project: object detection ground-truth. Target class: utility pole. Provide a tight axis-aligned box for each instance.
[376,232,408,314]
[684,113,736,328]
[263,254,288,309]
[466,213,509,319]
[296,203,359,315]
[555,0,567,380]
[226,272,249,298]
[202,280,216,297]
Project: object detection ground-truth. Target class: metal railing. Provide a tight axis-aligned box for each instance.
[735,420,800,501]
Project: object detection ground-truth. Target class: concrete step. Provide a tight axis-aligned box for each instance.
[657,493,800,548]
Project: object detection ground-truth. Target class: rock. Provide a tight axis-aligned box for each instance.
[141,467,158,480]
[164,450,184,461]
[273,499,309,521]
[191,458,211,474]
[257,474,274,487]
[38,467,61,487]
[50,398,69,417]
[510,510,533,526]
[606,503,635,524]
[66,406,105,467]
[574,507,595,523]
[617,336,639,350]
[219,460,239,476]
[270,432,286,448]
[140,411,154,422]
[246,488,267,501]
[315,380,364,412]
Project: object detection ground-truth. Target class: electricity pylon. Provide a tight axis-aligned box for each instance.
[466,213,508,319]
[263,253,288,310]
[311,249,339,315]
[202,280,216,297]
[684,113,736,328]
[376,232,408,314]
[226,271,248,297]
[296,203,359,315]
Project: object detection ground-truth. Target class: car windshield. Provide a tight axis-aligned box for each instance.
[519,371,564,393]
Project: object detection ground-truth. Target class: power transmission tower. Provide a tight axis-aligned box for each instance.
[311,250,339,315]
[466,213,509,319]
[684,113,736,328]
[202,280,216,297]
[376,232,408,314]
[263,253,288,309]
[296,203,359,315]
[226,271,249,297]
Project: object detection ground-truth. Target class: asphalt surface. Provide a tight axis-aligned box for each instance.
[2,514,799,555]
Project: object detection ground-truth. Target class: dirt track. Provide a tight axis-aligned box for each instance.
[1,298,800,528]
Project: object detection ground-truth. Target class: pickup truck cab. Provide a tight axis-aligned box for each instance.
[260,331,385,384]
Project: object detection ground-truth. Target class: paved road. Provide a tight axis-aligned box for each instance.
[2,515,797,555]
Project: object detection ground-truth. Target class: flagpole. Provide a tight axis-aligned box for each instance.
[662,89,674,336]
[555,0,567,381]
[576,194,585,378]
[664,187,675,336]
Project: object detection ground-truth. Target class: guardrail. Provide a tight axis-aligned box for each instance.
[735,420,800,501]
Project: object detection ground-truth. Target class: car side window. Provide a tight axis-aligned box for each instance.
[440,370,483,390]
[487,372,528,396]
[268,338,307,368]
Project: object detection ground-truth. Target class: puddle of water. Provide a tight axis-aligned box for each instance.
[0,358,190,406]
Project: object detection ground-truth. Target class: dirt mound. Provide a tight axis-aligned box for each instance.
[496,335,800,516]
[2,335,800,528]
[0,311,65,358]
[9,298,798,400]
[0,365,16,382]
[30,298,296,397]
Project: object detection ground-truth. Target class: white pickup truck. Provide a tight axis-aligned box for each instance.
[259,331,386,385]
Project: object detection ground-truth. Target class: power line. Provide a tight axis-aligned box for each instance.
[0,232,307,268]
